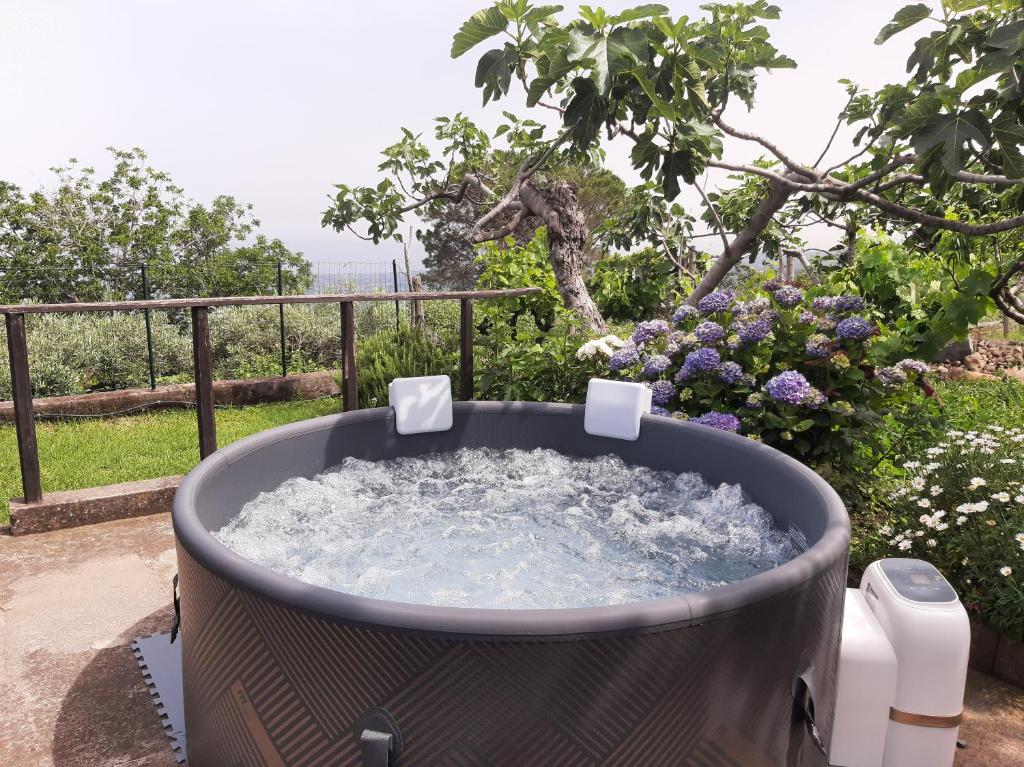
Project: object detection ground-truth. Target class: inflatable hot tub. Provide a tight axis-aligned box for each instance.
[173,401,850,766]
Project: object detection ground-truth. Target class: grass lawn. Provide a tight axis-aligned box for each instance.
[1,398,340,525]
[934,378,1024,431]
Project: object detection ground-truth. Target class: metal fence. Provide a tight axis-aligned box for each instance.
[0,287,540,503]
[0,259,428,389]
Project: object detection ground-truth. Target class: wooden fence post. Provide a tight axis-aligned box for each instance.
[341,301,358,411]
[191,306,217,459]
[460,298,473,401]
[5,313,42,502]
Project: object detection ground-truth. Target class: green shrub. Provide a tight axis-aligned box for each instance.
[474,229,562,332]
[588,248,682,322]
[821,231,994,361]
[354,327,459,408]
[0,312,192,399]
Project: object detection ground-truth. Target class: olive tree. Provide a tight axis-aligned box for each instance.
[323,1,1024,330]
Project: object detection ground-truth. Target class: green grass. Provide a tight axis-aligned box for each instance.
[933,378,1024,431]
[1,398,340,524]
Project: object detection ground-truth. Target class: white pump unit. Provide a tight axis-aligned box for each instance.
[830,559,970,767]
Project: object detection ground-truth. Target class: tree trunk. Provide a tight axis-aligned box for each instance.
[519,181,606,333]
[686,180,794,305]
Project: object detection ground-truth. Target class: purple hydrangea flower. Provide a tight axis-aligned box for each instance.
[764,370,814,406]
[798,310,816,325]
[744,392,764,409]
[689,411,742,432]
[773,285,804,308]
[672,304,698,324]
[648,379,678,406]
[812,296,835,312]
[694,320,725,345]
[876,366,908,388]
[835,316,874,341]
[717,361,744,384]
[737,319,772,346]
[683,347,721,372]
[896,358,929,375]
[805,334,835,359]
[650,405,672,417]
[631,319,670,346]
[697,289,736,314]
[763,277,785,292]
[832,295,866,313]
[609,343,640,371]
[642,354,672,378]
[816,315,838,332]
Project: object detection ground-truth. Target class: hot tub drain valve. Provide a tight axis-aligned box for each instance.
[356,707,403,767]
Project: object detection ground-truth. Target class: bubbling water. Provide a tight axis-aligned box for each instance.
[214,447,804,610]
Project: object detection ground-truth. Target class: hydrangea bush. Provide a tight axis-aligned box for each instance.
[857,427,1024,641]
[592,281,936,483]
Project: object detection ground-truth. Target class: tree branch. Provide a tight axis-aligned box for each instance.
[694,178,731,257]
[713,114,818,180]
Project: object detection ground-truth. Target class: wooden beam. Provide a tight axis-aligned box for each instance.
[340,301,358,411]
[190,307,217,459]
[4,313,42,502]
[459,298,474,401]
[0,288,543,316]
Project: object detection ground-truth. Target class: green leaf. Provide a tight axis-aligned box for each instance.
[630,69,678,119]
[526,76,556,107]
[563,77,608,147]
[912,112,988,175]
[661,149,697,200]
[475,47,515,105]
[897,93,942,133]
[875,3,932,45]
[992,113,1024,178]
[570,27,648,93]
[607,4,669,24]
[451,7,509,58]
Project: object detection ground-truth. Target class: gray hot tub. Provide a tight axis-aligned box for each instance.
[173,401,850,766]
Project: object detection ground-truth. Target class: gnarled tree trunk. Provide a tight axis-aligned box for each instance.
[519,180,606,333]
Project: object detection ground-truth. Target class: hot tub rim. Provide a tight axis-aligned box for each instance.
[173,401,850,639]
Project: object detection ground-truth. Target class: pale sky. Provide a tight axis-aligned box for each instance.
[0,1,917,267]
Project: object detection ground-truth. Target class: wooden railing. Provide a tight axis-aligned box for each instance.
[1,288,541,503]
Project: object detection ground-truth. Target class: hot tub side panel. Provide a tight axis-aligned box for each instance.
[177,544,846,767]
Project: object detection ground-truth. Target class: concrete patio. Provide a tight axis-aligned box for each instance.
[1,514,1021,767]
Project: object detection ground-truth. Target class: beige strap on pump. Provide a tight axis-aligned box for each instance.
[889,707,963,728]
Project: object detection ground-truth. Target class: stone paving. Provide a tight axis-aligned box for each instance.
[1,514,1021,766]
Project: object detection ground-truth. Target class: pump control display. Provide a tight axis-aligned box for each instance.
[878,558,958,603]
